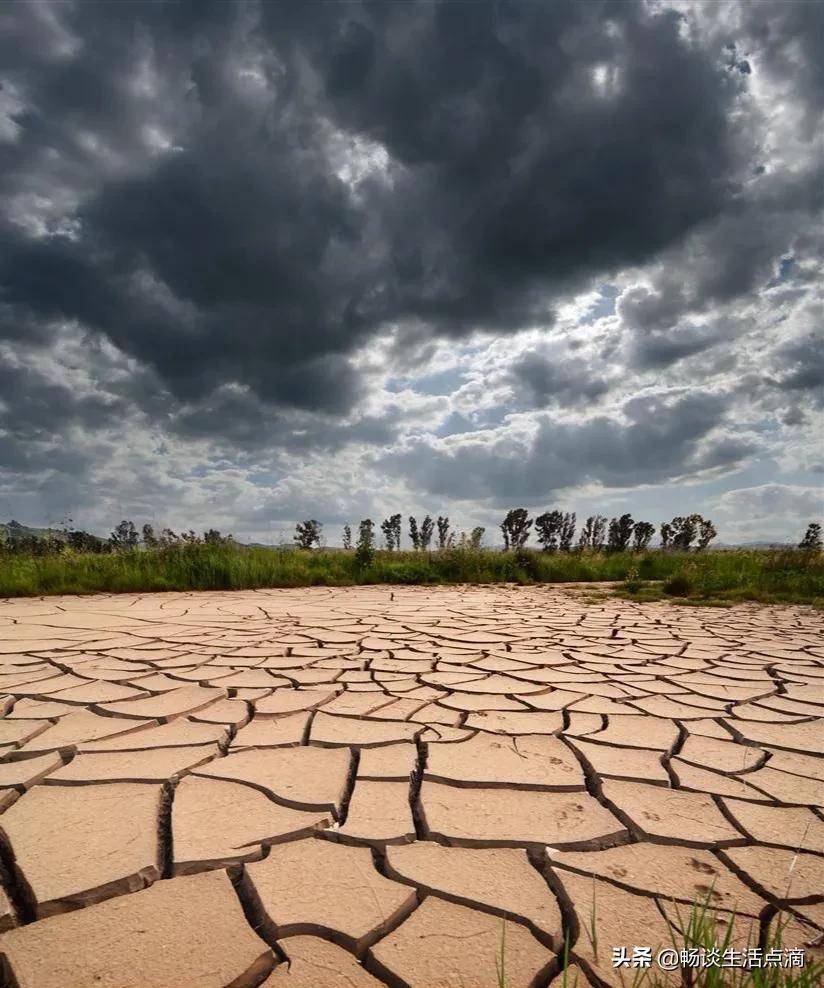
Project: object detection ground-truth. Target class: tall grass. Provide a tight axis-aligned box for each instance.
[0,544,821,602]
[548,893,824,988]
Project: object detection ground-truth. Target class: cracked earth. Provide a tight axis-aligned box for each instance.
[0,586,820,987]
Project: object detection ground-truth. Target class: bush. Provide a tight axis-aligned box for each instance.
[663,574,692,597]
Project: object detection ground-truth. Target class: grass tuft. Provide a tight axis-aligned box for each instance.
[551,891,824,988]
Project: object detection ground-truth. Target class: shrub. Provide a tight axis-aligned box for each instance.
[664,574,692,597]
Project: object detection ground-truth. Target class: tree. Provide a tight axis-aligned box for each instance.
[559,513,576,552]
[799,522,822,551]
[380,515,401,550]
[203,529,226,545]
[591,516,607,551]
[660,522,672,550]
[294,520,322,550]
[110,520,138,551]
[696,518,717,551]
[141,523,158,549]
[670,515,700,550]
[158,528,179,548]
[500,508,532,550]
[535,510,563,552]
[632,521,655,552]
[420,515,435,550]
[436,516,451,550]
[67,530,108,553]
[469,526,485,550]
[355,519,375,567]
[577,515,606,551]
[390,513,402,550]
[408,516,421,550]
[607,514,634,552]
[342,524,352,550]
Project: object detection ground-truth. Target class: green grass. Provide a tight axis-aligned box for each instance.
[0,544,821,604]
[546,892,824,988]
[615,548,824,608]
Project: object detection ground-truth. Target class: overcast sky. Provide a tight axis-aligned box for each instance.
[1,1,822,545]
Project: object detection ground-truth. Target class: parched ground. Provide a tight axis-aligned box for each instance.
[0,586,821,988]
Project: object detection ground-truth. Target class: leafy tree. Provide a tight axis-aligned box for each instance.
[203,529,226,545]
[342,524,352,550]
[180,529,200,544]
[577,515,606,551]
[355,519,375,567]
[469,526,485,550]
[294,520,322,550]
[591,516,607,551]
[500,508,532,549]
[110,520,138,551]
[390,513,402,549]
[799,522,822,551]
[607,514,634,552]
[632,521,655,551]
[158,528,179,548]
[408,516,421,550]
[436,516,451,550]
[535,510,563,552]
[419,515,435,550]
[559,512,576,552]
[141,523,158,549]
[696,518,717,551]
[670,515,700,550]
[660,522,672,550]
[66,530,108,553]
[380,515,402,550]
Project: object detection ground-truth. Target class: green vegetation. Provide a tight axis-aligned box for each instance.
[0,542,821,603]
[633,898,822,988]
[615,549,823,607]
[547,893,824,988]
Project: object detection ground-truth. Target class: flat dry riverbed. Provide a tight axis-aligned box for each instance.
[0,586,821,987]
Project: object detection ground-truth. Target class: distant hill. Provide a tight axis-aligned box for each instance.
[0,520,64,541]
[714,541,794,549]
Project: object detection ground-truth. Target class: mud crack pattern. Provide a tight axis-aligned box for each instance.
[0,586,821,987]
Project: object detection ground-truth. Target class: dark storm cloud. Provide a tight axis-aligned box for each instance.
[767,335,824,408]
[0,359,111,476]
[1,0,750,422]
[170,386,400,452]
[741,1,824,125]
[379,391,756,504]
[616,286,726,369]
[508,351,610,408]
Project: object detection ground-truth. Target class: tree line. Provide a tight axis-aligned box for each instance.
[0,522,235,556]
[293,510,719,556]
[1,516,821,558]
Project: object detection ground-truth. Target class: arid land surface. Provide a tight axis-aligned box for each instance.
[0,586,820,987]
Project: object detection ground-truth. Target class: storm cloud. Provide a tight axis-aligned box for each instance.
[0,0,821,541]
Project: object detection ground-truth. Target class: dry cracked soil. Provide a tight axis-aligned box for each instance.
[0,585,820,987]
